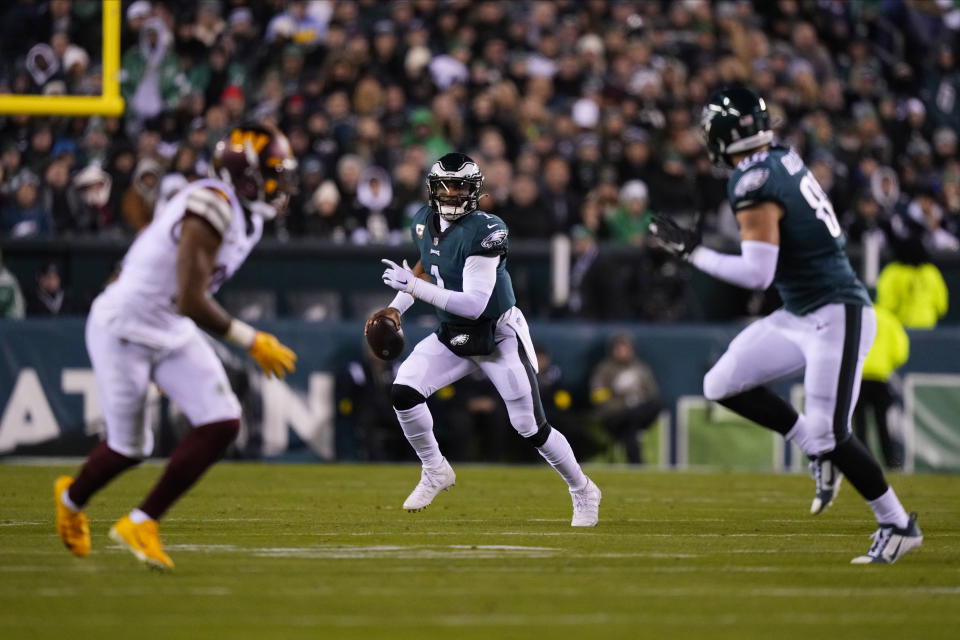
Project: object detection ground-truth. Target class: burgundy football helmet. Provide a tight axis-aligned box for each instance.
[212,123,298,219]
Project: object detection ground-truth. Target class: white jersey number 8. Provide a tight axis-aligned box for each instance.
[799,172,841,238]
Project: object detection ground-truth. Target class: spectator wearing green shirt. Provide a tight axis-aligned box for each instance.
[609,180,653,246]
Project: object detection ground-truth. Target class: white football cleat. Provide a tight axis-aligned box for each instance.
[809,455,842,515]
[570,477,601,527]
[403,458,456,511]
[851,512,923,564]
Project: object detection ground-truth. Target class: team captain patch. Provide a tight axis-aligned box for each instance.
[481,229,508,249]
[734,168,770,197]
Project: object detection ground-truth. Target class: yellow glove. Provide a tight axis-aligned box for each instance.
[249,331,297,379]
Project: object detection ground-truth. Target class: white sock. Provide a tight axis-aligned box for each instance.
[784,414,817,456]
[866,487,910,528]
[60,489,81,513]
[537,429,588,491]
[129,508,154,524]
[395,404,443,469]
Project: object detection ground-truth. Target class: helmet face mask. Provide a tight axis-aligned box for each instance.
[427,153,484,221]
[701,87,774,168]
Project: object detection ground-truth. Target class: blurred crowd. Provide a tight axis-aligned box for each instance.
[1,0,959,320]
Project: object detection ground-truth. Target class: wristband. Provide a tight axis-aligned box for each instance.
[388,291,415,315]
[225,318,257,349]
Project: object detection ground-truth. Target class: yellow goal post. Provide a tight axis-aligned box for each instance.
[0,0,124,117]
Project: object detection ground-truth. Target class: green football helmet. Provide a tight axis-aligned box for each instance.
[701,87,774,168]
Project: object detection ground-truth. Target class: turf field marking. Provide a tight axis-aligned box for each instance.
[0,521,44,526]
[121,543,566,559]
[250,544,564,559]
[163,544,241,552]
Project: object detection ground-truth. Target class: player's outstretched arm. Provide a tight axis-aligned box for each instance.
[381,255,497,320]
[652,204,781,291]
[176,214,296,378]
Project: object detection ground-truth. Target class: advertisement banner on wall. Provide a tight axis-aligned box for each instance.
[2,319,959,471]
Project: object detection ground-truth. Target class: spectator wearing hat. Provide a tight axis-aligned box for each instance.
[609,180,653,246]
[70,164,114,234]
[893,98,933,162]
[192,0,226,50]
[25,263,79,316]
[121,17,187,123]
[355,166,394,245]
[123,1,152,51]
[932,127,958,171]
[220,84,246,122]
[589,333,662,464]
[2,170,52,237]
[121,158,163,233]
[304,179,344,240]
[63,45,93,95]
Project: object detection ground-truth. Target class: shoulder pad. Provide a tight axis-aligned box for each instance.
[185,186,233,235]
[733,167,771,198]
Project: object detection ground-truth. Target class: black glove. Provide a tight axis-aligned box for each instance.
[649,214,701,258]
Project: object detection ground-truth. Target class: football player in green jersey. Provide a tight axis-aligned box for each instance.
[367,153,601,526]
[650,88,921,563]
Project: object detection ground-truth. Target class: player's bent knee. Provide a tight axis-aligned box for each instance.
[703,366,732,402]
[524,423,552,448]
[391,384,426,411]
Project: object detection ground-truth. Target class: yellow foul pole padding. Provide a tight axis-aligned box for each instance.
[0,0,124,117]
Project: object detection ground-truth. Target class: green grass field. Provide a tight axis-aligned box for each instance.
[1,463,958,640]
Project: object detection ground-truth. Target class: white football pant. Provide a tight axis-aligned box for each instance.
[703,303,877,454]
[85,309,242,459]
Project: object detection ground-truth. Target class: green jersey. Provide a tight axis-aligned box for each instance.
[728,145,871,315]
[411,206,516,325]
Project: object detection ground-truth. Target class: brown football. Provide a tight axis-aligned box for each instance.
[366,316,405,361]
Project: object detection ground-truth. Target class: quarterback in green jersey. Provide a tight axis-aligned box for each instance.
[366,153,601,526]
[651,88,920,564]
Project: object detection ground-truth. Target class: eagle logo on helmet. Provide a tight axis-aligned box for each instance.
[212,123,298,220]
[426,152,484,221]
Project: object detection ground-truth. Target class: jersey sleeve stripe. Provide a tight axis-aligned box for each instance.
[185,188,233,234]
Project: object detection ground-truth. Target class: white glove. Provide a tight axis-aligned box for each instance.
[381,259,416,293]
